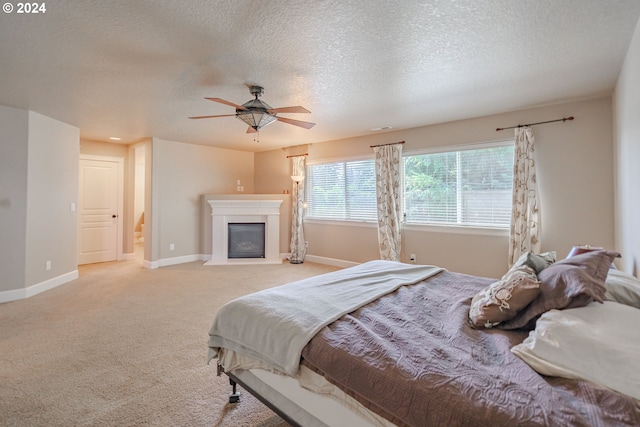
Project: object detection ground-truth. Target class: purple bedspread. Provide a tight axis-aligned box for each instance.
[301,271,640,426]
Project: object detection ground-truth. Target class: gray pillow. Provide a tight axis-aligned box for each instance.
[512,251,557,274]
[498,250,619,330]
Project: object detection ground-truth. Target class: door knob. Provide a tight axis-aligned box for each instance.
[112,214,117,218]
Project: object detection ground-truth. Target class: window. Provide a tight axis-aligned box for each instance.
[404,143,514,227]
[306,159,377,221]
[306,141,514,229]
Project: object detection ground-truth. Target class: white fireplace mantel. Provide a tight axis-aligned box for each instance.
[205,199,283,265]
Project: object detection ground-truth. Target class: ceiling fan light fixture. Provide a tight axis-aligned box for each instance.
[190,85,315,134]
[236,110,277,130]
[235,86,278,130]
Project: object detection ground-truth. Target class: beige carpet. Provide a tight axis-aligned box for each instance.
[0,257,339,426]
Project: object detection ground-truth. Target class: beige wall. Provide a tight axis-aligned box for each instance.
[0,107,79,301]
[25,112,80,286]
[151,138,254,262]
[254,148,293,195]
[255,97,616,278]
[80,139,129,158]
[614,16,640,276]
[0,106,29,293]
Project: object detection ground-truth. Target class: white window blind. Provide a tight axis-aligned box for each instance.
[306,142,514,229]
[306,159,377,221]
[404,143,514,227]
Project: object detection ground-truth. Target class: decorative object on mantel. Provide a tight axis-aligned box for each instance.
[289,154,307,264]
[189,85,315,142]
[496,116,574,131]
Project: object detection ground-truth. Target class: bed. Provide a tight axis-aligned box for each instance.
[208,251,640,426]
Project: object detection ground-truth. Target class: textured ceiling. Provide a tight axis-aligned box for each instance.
[1,0,639,152]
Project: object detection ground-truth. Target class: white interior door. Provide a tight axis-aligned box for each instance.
[78,157,123,265]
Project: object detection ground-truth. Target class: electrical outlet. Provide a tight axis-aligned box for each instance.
[45,260,52,271]
[410,254,416,263]
[169,243,175,251]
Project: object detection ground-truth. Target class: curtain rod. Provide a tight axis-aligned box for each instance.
[286,153,308,158]
[496,116,574,131]
[370,140,405,148]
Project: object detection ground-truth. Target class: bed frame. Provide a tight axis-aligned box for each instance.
[226,372,303,427]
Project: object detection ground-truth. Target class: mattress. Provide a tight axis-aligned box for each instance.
[230,366,395,427]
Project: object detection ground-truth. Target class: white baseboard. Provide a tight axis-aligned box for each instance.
[144,254,207,269]
[121,252,135,261]
[0,255,357,302]
[0,270,79,303]
[281,252,358,268]
[303,255,359,268]
[142,259,159,270]
[143,253,357,270]
[142,259,157,269]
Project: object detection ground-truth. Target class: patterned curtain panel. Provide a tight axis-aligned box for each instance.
[374,144,403,261]
[509,127,541,266]
[290,156,307,263]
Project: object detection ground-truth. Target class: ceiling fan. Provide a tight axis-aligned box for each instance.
[189,85,315,134]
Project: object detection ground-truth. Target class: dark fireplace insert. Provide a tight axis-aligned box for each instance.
[227,222,266,259]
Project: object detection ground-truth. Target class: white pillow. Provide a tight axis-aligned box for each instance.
[605,269,640,308]
[511,301,640,401]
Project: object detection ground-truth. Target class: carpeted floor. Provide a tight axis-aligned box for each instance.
[0,255,339,426]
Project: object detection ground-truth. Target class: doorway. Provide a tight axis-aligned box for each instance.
[78,155,124,265]
[133,145,146,264]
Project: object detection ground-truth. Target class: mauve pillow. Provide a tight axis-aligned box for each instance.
[498,250,619,330]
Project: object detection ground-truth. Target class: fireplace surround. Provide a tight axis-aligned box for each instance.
[205,199,283,265]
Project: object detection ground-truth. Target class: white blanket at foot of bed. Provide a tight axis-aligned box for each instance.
[208,260,444,375]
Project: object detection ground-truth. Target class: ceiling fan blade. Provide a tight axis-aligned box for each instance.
[246,126,257,134]
[188,114,236,119]
[276,117,316,129]
[205,97,247,110]
[268,106,310,114]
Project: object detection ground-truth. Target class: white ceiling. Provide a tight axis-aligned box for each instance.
[1,0,639,152]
